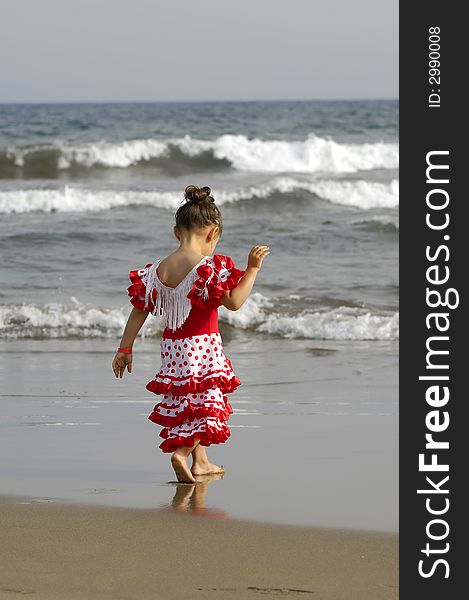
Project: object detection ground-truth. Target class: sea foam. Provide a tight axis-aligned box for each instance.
[0,294,398,341]
[205,134,398,173]
[220,294,399,341]
[0,178,399,214]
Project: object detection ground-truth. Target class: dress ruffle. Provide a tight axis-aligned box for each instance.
[158,418,231,453]
[152,388,233,452]
[187,254,246,309]
[148,391,233,427]
[146,373,241,396]
[128,263,156,313]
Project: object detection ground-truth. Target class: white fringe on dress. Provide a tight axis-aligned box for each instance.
[141,259,207,332]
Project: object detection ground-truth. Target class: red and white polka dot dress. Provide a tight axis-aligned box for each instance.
[128,254,245,453]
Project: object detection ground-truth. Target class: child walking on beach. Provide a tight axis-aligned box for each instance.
[112,185,269,483]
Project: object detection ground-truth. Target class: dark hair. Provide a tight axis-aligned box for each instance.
[175,185,223,236]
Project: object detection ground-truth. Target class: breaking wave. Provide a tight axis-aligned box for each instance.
[0,133,398,175]
[0,179,399,214]
[0,293,398,341]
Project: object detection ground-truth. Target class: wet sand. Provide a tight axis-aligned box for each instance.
[1,493,398,600]
[0,332,398,532]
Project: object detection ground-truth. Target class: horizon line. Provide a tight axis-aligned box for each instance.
[0,96,398,105]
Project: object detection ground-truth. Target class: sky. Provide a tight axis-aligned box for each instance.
[0,0,398,103]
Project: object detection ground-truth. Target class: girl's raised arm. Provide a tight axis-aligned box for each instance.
[221,245,270,311]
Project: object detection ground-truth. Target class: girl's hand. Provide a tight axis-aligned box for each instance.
[247,245,270,270]
[112,352,132,379]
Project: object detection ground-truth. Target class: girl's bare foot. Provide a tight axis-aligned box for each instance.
[171,451,196,483]
[191,460,225,476]
[190,444,225,476]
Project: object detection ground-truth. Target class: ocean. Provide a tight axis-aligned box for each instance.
[0,100,398,530]
[0,100,398,341]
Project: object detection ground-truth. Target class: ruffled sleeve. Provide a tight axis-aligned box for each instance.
[187,254,245,309]
[128,263,157,313]
[213,254,246,291]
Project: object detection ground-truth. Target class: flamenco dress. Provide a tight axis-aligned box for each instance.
[127,254,245,453]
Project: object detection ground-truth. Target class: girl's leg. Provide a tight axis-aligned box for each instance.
[190,444,225,476]
[171,439,200,483]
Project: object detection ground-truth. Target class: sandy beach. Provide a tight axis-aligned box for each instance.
[1,493,398,600]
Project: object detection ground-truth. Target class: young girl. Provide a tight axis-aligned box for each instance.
[112,185,269,483]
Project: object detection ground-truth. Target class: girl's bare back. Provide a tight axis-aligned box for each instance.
[157,252,207,289]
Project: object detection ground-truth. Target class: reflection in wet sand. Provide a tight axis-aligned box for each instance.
[169,474,228,518]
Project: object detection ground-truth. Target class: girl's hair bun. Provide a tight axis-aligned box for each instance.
[176,183,222,235]
[184,185,214,204]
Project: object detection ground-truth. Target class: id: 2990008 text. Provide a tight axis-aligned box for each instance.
[428,27,441,108]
